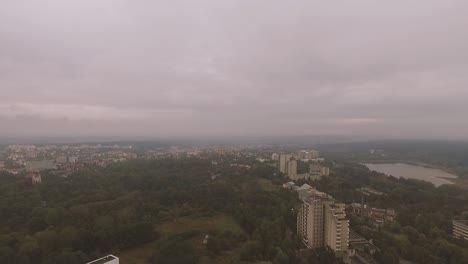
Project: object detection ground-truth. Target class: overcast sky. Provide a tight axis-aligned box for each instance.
[1,0,468,139]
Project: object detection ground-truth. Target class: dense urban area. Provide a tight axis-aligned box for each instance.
[1,141,468,264]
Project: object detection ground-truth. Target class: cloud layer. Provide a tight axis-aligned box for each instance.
[1,0,468,139]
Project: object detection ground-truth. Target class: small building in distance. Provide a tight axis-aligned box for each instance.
[279,154,292,174]
[86,255,119,264]
[26,172,42,184]
[26,160,56,172]
[55,156,68,164]
[282,181,297,190]
[358,187,384,196]
[349,203,396,228]
[271,153,279,161]
[320,167,330,176]
[302,164,330,181]
[453,220,468,241]
[344,229,379,264]
[298,150,320,160]
[278,154,298,180]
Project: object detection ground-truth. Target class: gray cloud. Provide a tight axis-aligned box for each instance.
[1,0,468,139]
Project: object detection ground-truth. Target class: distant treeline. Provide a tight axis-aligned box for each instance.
[316,140,468,177]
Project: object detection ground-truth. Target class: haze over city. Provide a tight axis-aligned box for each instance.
[1,0,468,139]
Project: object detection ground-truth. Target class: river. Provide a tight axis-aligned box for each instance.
[363,163,458,187]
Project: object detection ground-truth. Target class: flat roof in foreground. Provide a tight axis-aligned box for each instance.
[86,255,118,264]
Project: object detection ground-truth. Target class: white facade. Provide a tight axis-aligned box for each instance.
[298,197,325,248]
[271,153,280,161]
[279,154,291,174]
[453,220,468,240]
[288,160,297,180]
[297,187,349,252]
[320,167,330,176]
[86,255,119,264]
[26,160,56,172]
[324,203,349,252]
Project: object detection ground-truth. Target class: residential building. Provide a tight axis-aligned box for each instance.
[282,181,297,189]
[297,185,349,252]
[271,153,280,161]
[298,150,320,160]
[358,187,384,196]
[349,203,396,228]
[308,164,328,179]
[344,229,379,264]
[55,156,68,164]
[26,160,56,172]
[279,154,291,174]
[297,187,328,248]
[86,255,119,264]
[308,150,319,159]
[298,150,308,160]
[453,220,468,241]
[27,173,42,184]
[310,164,321,174]
[324,203,349,252]
[288,159,297,180]
[296,173,321,181]
[320,167,330,176]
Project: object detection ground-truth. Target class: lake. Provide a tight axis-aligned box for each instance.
[363,163,458,187]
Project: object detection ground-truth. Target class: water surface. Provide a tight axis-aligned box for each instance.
[363,163,457,187]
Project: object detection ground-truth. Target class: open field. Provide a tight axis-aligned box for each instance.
[118,240,160,264]
[215,215,245,235]
[119,213,244,263]
[257,178,277,192]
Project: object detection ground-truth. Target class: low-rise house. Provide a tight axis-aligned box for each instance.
[282,181,296,189]
[349,203,395,228]
[26,160,56,172]
[26,173,42,184]
[358,187,384,196]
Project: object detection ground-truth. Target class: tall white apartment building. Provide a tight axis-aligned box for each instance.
[279,154,292,174]
[297,185,349,252]
[324,203,349,252]
[288,160,298,180]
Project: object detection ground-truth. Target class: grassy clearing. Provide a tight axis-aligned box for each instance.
[119,213,245,263]
[216,215,245,236]
[257,178,277,192]
[158,215,218,236]
[118,240,159,264]
[400,259,416,264]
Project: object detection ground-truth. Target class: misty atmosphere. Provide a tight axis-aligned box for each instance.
[1,0,468,139]
[1,1,468,264]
